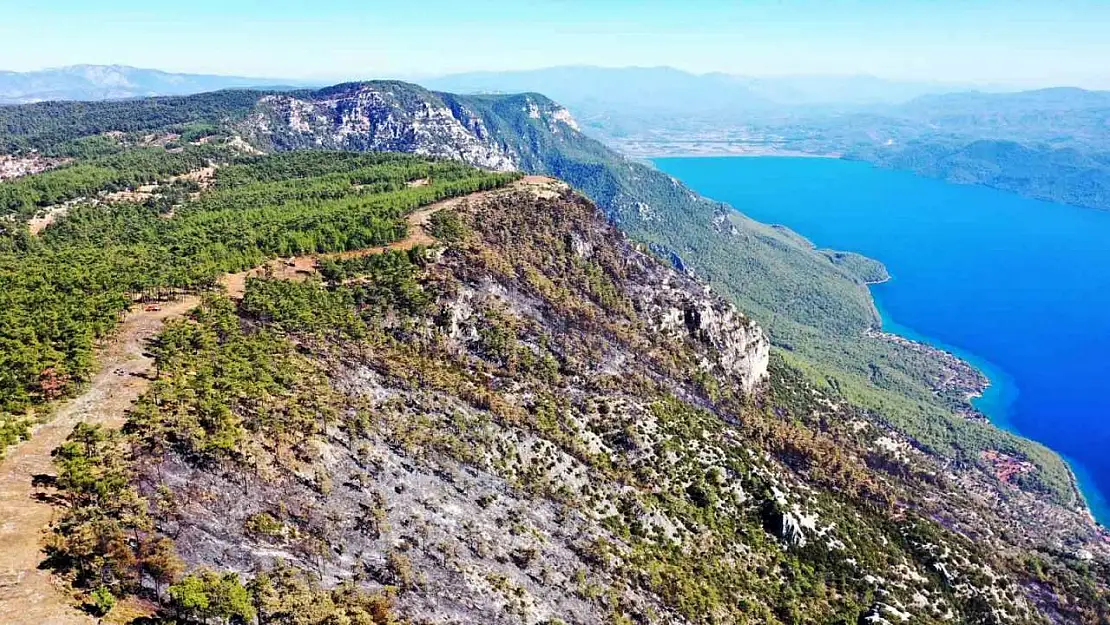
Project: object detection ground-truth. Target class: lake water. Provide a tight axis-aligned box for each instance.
[655,156,1110,525]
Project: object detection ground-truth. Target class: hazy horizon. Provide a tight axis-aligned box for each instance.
[4,1,1109,90]
[0,63,1075,96]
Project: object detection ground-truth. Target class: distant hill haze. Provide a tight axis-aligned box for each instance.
[1,64,978,109]
[0,64,313,104]
[2,64,1107,211]
[423,66,1110,212]
[422,65,985,109]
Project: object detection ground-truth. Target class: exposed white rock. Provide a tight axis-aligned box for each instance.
[526,99,542,119]
[567,232,593,259]
[243,87,519,172]
[0,153,67,181]
[551,107,580,131]
[634,272,769,394]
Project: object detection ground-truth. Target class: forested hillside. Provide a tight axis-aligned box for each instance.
[0,82,1094,507]
[0,86,1107,623]
[0,142,515,452]
[228,81,1095,508]
[4,156,1105,623]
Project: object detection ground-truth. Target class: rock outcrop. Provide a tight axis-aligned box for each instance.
[638,275,769,394]
[240,83,582,174]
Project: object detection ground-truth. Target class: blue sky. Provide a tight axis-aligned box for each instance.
[2,0,1109,88]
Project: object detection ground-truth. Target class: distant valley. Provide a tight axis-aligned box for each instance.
[0,64,313,104]
[1,69,1108,623]
[427,66,1110,212]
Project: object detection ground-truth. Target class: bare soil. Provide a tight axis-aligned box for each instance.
[0,298,197,625]
[0,177,564,622]
[220,177,561,298]
[27,204,73,236]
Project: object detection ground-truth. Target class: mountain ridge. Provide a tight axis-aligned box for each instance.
[0,64,313,104]
[0,81,1107,623]
[2,151,1092,623]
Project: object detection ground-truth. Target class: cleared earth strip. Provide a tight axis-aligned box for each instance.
[0,174,559,624]
[0,298,197,625]
[220,175,560,298]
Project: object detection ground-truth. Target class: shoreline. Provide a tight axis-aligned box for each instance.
[647,151,842,159]
[653,153,1110,529]
[625,146,843,160]
[870,288,1108,527]
[1064,454,1110,529]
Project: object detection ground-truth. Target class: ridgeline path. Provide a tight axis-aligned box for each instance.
[0,175,560,623]
[220,175,560,298]
[0,298,198,625]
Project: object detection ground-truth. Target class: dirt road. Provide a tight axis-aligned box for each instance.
[0,298,197,625]
[0,176,564,622]
[220,176,561,298]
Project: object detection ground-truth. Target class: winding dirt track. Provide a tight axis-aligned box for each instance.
[220,176,559,298]
[0,298,197,625]
[0,176,560,623]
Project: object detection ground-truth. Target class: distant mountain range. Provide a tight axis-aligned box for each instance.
[422,65,986,110]
[0,65,313,104]
[0,64,984,110]
[423,66,1110,212]
[3,64,1107,211]
[419,67,1051,161]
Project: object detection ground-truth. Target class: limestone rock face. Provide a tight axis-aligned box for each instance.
[239,84,583,175]
[628,263,770,394]
[682,297,769,393]
[244,90,517,171]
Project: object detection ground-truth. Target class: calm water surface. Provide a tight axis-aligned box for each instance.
[655,156,1110,524]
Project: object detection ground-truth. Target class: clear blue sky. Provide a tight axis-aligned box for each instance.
[3,0,1109,88]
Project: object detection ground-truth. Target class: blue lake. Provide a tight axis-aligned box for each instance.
[655,156,1110,525]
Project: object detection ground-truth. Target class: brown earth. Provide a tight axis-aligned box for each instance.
[0,176,561,622]
[981,449,1036,485]
[220,176,562,298]
[0,298,197,625]
[27,204,74,236]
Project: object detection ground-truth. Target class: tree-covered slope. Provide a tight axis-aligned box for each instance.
[0,90,265,152]
[0,146,517,452]
[236,82,882,333]
[0,83,882,358]
[229,82,1090,507]
[32,173,1110,623]
[0,81,1093,507]
[0,108,1106,623]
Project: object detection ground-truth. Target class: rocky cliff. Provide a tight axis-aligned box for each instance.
[240,82,582,174]
[69,169,1096,624]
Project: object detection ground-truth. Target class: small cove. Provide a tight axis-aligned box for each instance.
[655,156,1110,525]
